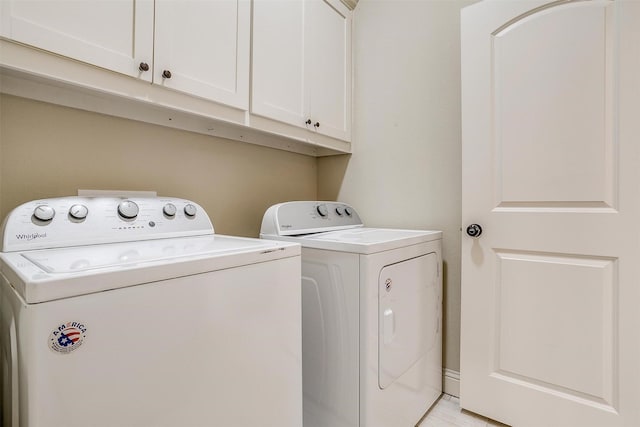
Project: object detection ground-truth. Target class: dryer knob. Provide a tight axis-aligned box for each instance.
[163,203,177,217]
[118,200,139,219]
[184,204,197,217]
[335,206,345,216]
[33,205,55,222]
[316,205,328,217]
[344,207,353,216]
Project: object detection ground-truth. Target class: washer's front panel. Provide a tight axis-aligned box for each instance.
[0,274,19,427]
[15,258,302,427]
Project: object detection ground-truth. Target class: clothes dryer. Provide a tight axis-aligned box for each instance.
[261,201,442,427]
[0,196,302,427]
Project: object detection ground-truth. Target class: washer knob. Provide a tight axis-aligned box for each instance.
[163,203,177,217]
[33,205,55,222]
[118,200,139,219]
[316,205,328,217]
[69,204,88,220]
[344,207,353,216]
[335,206,345,216]
[184,204,197,217]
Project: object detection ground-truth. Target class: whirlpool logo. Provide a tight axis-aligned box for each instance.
[15,232,47,241]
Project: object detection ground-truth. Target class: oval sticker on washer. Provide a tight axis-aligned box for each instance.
[49,321,87,354]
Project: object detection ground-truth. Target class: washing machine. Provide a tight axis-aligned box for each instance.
[0,196,302,427]
[260,201,442,427]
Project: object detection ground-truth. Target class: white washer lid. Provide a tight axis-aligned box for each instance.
[273,227,442,254]
[0,235,300,303]
[22,235,271,273]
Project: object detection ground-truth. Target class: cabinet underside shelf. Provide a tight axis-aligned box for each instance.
[0,41,351,157]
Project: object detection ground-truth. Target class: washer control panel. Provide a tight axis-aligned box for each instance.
[1,196,213,252]
[261,201,363,236]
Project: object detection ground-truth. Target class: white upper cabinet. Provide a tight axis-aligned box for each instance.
[0,0,154,82]
[305,0,352,141]
[154,0,250,110]
[252,0,306,129]
[0,0,250,109]
[0,0,350,155]
[252,0,352,142]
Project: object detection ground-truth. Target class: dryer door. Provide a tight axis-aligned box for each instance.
[378,252,438,389]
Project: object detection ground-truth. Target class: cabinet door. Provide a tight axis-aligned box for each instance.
[252,0,307,128]
[306,0,352,141]
[154,0,250,110]
[0,0,154,82]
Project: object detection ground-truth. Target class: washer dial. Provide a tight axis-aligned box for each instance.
[335,206,345,216]
[184,204,197,217]
[163,203,177,217]
[118,200,139,219]
[33,205,55,222]
[69,204,88,220]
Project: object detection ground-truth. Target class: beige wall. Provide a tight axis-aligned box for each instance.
[318,0,473,372]
[0,94,317,237]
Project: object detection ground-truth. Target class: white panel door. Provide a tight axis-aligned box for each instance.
[306,0,352,141]
[154,0,250,109]
[461,1,640,426]
[0,0,154,81]
[251,0,307,128]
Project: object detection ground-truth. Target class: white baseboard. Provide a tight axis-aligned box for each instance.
[443,368,460,397]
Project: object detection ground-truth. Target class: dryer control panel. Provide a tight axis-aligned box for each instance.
[1,197,213,252]
[261,201,363,236]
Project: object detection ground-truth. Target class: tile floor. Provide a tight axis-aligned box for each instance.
[417,394,509,427]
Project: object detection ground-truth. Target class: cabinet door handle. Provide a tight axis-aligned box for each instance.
[162,70,172,79]
[314,122,320,128]
[139,62,150,72]
[305,119,312,125]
